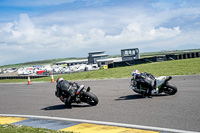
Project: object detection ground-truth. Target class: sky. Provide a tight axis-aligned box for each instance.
[0,0,200,66]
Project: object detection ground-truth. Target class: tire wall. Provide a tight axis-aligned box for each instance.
[113,52,200,68]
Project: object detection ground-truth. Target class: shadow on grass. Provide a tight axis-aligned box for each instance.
[41,104,90,110]
[115,94,169,100]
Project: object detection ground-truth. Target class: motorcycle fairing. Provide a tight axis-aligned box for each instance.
[155,76,167,88]
[76,85,84,95]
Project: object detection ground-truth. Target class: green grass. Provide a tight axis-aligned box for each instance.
[0,124,71,133]
[0,58,199,83]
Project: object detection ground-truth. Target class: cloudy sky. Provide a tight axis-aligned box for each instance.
[0,0,200,66]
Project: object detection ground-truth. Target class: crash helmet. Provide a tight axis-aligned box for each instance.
[56,77,63,84]
[132,70,140,79]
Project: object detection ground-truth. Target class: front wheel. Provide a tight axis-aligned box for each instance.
[162,83,177,95]
[82,92,98,106]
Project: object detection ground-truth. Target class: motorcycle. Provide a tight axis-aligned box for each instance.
[130,75,177,96]
[57,85,98,107]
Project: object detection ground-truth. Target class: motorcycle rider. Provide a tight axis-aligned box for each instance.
[55,77,78,106]
[131,70,156,98]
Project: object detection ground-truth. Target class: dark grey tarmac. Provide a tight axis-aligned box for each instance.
[0,75,200,132]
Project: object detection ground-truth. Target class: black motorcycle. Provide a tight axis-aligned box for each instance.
[130,75,178,96]
[57,85,98,107]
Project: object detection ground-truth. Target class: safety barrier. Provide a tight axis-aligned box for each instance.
[0,75,49,80]
[112,52,200,67]
[0,71,89,80]
[176,52,200,60]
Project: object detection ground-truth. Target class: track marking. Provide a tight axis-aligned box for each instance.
[0,114,199,133]
[60,123,158,133]
[0,116,28,124]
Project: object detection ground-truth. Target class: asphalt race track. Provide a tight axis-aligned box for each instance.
[0,75,200,132]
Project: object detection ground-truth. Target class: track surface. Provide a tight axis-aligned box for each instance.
[0,75,200,132]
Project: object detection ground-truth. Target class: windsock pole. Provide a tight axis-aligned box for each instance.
[51,73,54,82]
[27,76,31,85]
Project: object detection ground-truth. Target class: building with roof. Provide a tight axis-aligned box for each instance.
[55,48,140,67]
[88,51,109,64]
[121,48,140,61]
[55,59,88,66]
[96,57,122,66]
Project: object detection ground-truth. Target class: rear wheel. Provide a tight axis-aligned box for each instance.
[163,83,177,95]
[82,92,98,106]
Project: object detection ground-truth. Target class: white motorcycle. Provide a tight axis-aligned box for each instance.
[130,76,177,96]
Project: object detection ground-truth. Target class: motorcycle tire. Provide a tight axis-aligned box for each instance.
[163,83,177,95]
[83,92,98,106]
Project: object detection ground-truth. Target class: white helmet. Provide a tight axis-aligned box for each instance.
[56,77,63,83]
[132,70,140,79]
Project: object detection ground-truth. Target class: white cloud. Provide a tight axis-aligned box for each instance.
[0,1,200,66]
[0,11,189,65]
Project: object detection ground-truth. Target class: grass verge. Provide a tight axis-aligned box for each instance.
[0,58,200,83]
[0,124,71,133]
